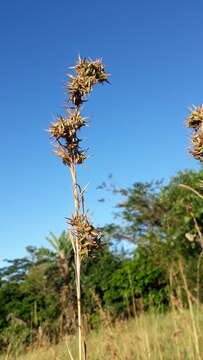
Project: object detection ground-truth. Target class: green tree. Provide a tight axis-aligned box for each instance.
[102,169,203,306]
[106,169,203,260]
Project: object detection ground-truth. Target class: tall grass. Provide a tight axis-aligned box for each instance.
[2,307,203,360]
[2,256,203,360]
[48,57,109,360]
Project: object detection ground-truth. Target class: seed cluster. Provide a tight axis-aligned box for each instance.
[48,56,109,258]
[67,58,109,106]
[49,110,89,166]
[185,105,203,162]
[68,214,102,257]
[48,57,109,166]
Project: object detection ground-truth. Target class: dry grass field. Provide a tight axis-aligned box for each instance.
[1,306,203,360]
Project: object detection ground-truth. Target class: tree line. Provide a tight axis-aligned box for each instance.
[0,168,203,352]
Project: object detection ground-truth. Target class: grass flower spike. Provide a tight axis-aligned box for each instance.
[185,105,203,162]
[48,56,109,360]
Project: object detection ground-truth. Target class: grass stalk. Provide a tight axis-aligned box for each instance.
[179,260,201,360]
[70,163,82,359]
[48,56,109,359]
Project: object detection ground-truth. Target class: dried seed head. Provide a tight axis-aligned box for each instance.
[74,57,109,83]
[53,144,87,166]
[49,111,88,141]
[49,56,109,167]
[66,57,109,106]
[185,105,203,162]
[185,105,203,131]
[189,132,203,161]
[68,214,102,257]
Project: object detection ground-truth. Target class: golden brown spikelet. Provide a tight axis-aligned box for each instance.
[185,105,203,162]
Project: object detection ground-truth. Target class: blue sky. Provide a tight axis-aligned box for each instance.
[0,0,202,265]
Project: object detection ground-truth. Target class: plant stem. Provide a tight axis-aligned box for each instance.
[49,57,109,360]
[75,242,82,360]
[70,163,83,360]
[70,164,80,215]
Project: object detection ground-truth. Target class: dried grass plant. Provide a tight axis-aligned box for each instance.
[48,56,109,360]
[185,105,203,162]
[178,106,203,243]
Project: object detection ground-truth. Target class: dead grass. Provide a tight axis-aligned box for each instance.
[2,307,203,360]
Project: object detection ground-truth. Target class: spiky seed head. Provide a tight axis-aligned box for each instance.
[66,57,109,106]
[68,214,102,257]
[49,56,109,168]
[189,133,203,161]
[185,105,203,130]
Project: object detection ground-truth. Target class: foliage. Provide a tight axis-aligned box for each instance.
[104,247,169,316]
[107,169,203,259]
[1,169,203,352]
[1,309,203,360]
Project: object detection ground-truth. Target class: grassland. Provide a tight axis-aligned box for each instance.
[1,306,203,360]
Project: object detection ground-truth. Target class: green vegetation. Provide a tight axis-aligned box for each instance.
[1,309,203,359]
[1,84,203,358]
[1,168,203,358]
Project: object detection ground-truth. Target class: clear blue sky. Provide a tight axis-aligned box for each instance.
[0,0,202,265]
